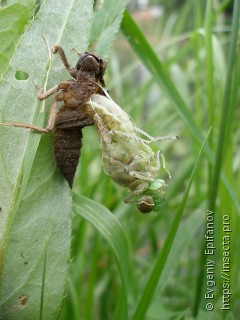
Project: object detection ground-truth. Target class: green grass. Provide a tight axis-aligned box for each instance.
[67,2,240,319]
[0,1,239,319]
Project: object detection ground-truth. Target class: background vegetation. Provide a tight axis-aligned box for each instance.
[0,0,239,319]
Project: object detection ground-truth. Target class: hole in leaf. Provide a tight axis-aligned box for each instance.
[15,70,29,80]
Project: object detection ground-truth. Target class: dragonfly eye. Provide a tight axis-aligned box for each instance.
[137,196,155,214]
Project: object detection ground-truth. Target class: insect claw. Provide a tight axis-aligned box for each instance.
[52,45,59,54]
[36,86,44,96]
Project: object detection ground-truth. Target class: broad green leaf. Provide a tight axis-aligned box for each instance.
[0,135,71,320]
[89,0,128,56]
[0,0,36,79]
[73,193,129,320]
[0,0,93,319]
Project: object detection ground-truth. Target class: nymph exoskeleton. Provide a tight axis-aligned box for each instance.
[0,46,107,187]
[0,46,177,213]
[83,94,178,213]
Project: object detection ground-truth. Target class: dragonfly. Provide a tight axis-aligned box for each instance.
[0,45,177,213]
[82,94,178,213]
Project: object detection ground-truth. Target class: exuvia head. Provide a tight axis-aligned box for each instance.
[76,52,107,76]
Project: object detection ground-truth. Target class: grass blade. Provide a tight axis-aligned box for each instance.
[121,10,240,214]
[193,0,240,315]
[132,128,211,319]
[208,0,240,212]
[73,193,129,320]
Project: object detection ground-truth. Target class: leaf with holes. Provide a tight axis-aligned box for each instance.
[0,0,36,79]
[0,0,93,319]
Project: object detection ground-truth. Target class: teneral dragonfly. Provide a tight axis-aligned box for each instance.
[83,94,178,213]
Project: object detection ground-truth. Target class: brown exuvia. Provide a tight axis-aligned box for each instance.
[0,46,108,187]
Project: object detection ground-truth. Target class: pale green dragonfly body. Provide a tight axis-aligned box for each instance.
[84,94,177,213]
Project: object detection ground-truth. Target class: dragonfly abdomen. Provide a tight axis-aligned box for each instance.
[54,126,83,187]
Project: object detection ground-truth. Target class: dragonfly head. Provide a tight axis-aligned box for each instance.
[136,196,155,213]
[136,179,167,214]
[76,52,107,80]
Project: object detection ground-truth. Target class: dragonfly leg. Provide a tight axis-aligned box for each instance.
[136,127,178,143]
[0,97,58,133]
[37,81,72,101]
[124,182,148,203]
[44,97,58,131]
[155,150,171,179]
[52,45,77,78]
[109,131,156,162]
[109,130,151,150]
[129,170,154,182]
[109,131,171,178]
[110,129,173,151]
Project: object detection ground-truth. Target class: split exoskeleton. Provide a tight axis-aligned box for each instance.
[0,46,178,213]
[1,46,107,187]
